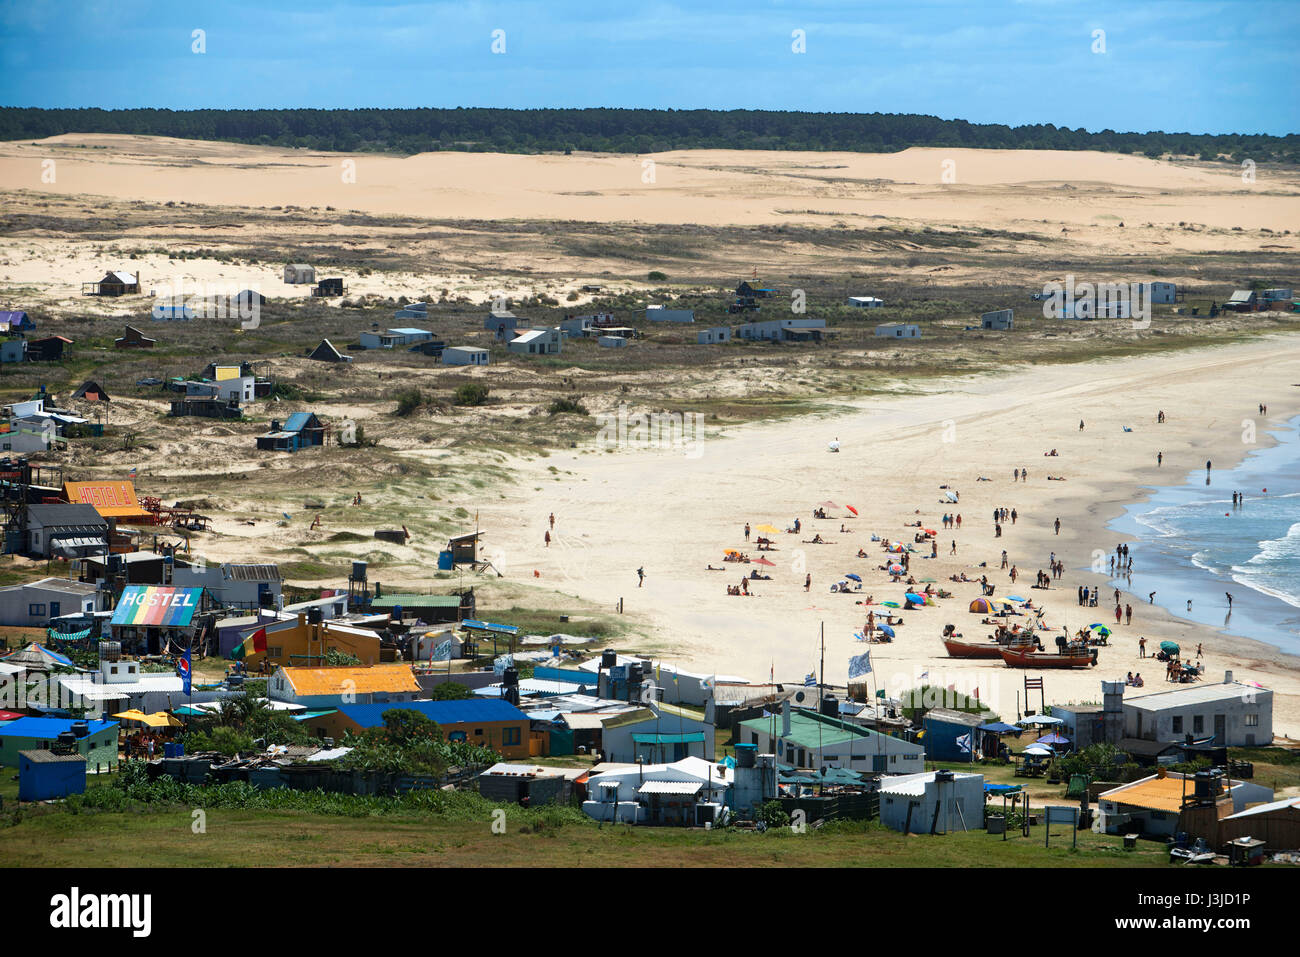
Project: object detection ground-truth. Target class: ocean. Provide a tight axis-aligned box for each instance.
[1107,415,1300,655]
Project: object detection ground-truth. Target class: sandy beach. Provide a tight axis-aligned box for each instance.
[475,337,1300,734]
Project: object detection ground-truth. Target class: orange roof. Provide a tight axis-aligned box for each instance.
[1102,775,1224,814]
[281,664,419,697]
[64,481,151,520]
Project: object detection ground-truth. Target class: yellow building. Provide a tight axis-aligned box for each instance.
[239,614,382,671]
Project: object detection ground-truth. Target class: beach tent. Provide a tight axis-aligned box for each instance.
[969,598,994,613]
[1160,641,1180,655]
[2,643,75,670]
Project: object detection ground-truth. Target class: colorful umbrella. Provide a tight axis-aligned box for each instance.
[818,501,838,509]
[846,505,858,516]
[905,592,926,604]
[1093,625,1112,637]
[753,556,775,567]
[881,601,900,608]
[876,623,896,638]
[1160,640,1180,654]
[887,543,905,553]
[969,598,994,613]
[923,528,937,535]
[888,564,904,574]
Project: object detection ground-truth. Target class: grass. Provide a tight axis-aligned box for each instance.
[0,802,1171,867]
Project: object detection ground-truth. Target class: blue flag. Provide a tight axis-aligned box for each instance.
[176,645,192,696]
[848,650,873,680]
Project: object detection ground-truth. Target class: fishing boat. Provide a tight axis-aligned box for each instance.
[999,646,1097,668]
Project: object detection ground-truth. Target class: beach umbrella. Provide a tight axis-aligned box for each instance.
[876,624,896,638]
[904,592,926,604]
[923,528,937,535]
[1089,623,1106,630]
[888,563,904,574]
[1160,640,1180,655]
[969,598,993,613]
[1007,595,1027,602]
[818,501,838,509]
[1037,733,1071,745]
[723,549,740,557]
[827,441,841,452]
[846,505,858,516]
[1022,744,1054,756]
[887,543,905,553]
[1093,625,1111,637]
[1017,715,1064,726]
[881,601,900,609]
[753,557,775,567]
[845,573,862,582]
[755,523,781,535]
[944,491,958,502]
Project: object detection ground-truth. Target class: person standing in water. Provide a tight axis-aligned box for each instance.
[1157,451,1162,466]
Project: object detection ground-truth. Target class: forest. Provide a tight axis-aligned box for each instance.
[1,107,1297,163]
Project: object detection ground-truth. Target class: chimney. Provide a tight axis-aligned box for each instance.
[782,698,792,737]
[1224,670,1233,684]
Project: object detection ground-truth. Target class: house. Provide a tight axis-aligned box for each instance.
[151,303,195,321]
[847,296,884,309]
[442,346,489,366]
[1050,682,1125,750]
[697,326,731,344]
[736,318,826,342]
[1061,299,1131,319]
[256,412,326,452]
[1224,289,1258,312]
[485,310,530,341]
[367,592,465,624]
[1123,673,1272,747]
[0,578,103,627]
[557,315,594,337]
[1218,796,1300,852]
[360,328,433,350]
[874,323,920,339]
[71,381,110,403]
[598,335,629,348]
[18,750,87,801]
[303,699,533,759]
[307,339,352,363]
[283,264,315,284]
[268,663,421,709]
[3,398,86,453]
[170,397,241,420]
[170,562,283,616]
[738,703,924,774]
[920,708,990,761]
[0,717,118,770]
[114,325,156,348]
[1,339,25,363]
[478,762,587,805]
[27,336,71,361]
[878,770,985,834]
[736,281,775,299]
[1096,770,1273,839]
[83,271,139,296]
[646,307,695,323]
[55,658,186,719]
[394,302,428,320]
[598,701,716,763]
[1139,282,1177,304]
[0,311,35,333]
[981,309,1014,330]
[583,757,734,825]
[24,504,109,559]
[311,277,347,298]
[108,584,216,656]
[508,328,562,356]
[227,610,383,664]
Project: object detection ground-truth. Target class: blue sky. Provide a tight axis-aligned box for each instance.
[0,0,1296,134]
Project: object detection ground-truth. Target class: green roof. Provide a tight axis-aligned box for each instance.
[369,594,461,609]
[631,732,706,744]
[739,709,881,750]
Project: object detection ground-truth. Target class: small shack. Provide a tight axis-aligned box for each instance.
[697,327,731,344]
[874,323,920,339]
[0,311,35,334]
[256,412,326,452]
[646,307,695,323]
[71,381,110,403]
[307,339,352,363]
[447,530,483,566]
[83,271,140,296]
[27,336,71,361]
[311,277,347,298]
[847,296,884,309]
[508,328,561,356]
[981,309,1014,330]
[284,264,316,284]
[442,346,489,366]
[114,325,156,349]
[18,749,87,801]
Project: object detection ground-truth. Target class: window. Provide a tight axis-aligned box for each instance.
[474,728,483,736]
[1193,715,1204,734]
[503,727,521,746]
[1244,714,1259,727]
[1172,716,1183,734]
[28,603,45,617]
[268,647,283,659]
[890,754,897,764]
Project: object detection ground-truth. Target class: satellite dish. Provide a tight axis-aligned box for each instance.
[795,691,806,703]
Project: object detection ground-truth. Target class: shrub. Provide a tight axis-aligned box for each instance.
[647,271,667,281]
[181,726,256,756]
[757,800,790,828]
[394,388,424,416]
[430,682,474,700]
[547,397,589,416]
[453,383,490,406]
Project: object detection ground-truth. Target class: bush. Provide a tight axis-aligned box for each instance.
[181,726,256,756]
[453,383,490,407]
[430,682,474,700]
[547,397,589,416]
[394,388,424,416]
[757,800,790,828]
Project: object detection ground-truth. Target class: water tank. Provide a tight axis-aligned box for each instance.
[307,605,323,625]
[820,693,839,718]
[502,667,519,687]
[98,640,122,663]
[601,649,617,670]
[1193,770,1220,801]
[735,743,756,768]
[70,721,89,738]
[55,731,77,752]
[935,769,954,783]
[351,561,368,581]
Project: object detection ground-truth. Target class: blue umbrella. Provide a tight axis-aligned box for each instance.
[876,624,896,638]
[845,573,862,582]
[1007,595,1027,602]
[905,592,926,604]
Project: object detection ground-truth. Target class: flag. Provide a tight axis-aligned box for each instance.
[700,675,715,690]
[229,627,267,661]
[973,687,979,700]
[804,672,816,687]
[128,466,137,477]
[432,639,453,662]
[176,645,192,695]
[920,670,929,681]
[875,689,886,699]
[956,732,973,754]
[848,650,872,680]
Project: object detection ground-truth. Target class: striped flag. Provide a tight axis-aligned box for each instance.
[957,732,973,754]
[128,466,137,477]
[804,672,816,687]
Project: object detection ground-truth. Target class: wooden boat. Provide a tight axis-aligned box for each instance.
[944,636,1039,659]
[999,646,1097,668]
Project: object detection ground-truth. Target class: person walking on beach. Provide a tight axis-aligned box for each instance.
[1196,642,1203,658]
[549,512,555,530]
[744,522,750,541]
[1009,565,1017,583]
[950,539,957,555]
[866,610,875,640]
[804,573,811,592]
[544,530,551,547]
[1001,550,1008,569]
[1125,604,1133,625]
[1054,517,1061,535]
[1226,592,1233,609]
[1011,508,1017,525]
[956,514,962,529]
[992,508,999,524]
[1014,468,1020,482]
[1079,420,1085,431]
[1157,451,1162,467]
[1148,591,1156,604]
[1139,636,1147,658]
[995,523,1002,538]
[1115,604,1122,625]
[637,566,645,587]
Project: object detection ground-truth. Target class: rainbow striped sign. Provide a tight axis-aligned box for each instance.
[110,586,202,627]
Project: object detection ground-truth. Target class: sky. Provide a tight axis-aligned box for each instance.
[0,0,1296,135]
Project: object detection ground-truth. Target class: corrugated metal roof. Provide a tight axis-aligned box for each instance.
[369,594,460,609]
[223,563,283,582]
[1100,775,1221,813]
[638,780,703,795]
[337,699,527,728]
[281,664,419,697]
[18,749,88,764]
[283,412,314,432]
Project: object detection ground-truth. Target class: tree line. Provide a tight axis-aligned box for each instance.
[1,107,1296,163]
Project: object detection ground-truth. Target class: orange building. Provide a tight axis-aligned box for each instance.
[237,614,382,671]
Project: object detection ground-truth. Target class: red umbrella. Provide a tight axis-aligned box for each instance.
[923,528,937,535]
[753,557,776,567]
[818,501,838,508]
[846,505,859,516]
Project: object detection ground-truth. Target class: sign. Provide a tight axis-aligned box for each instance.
[110,586,202,627]
[64,481,150,519]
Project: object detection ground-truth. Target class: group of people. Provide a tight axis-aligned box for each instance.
[940,513,963,529]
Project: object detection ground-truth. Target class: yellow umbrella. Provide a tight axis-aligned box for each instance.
[111,709,151,724]
[754,523,781,535]
[141,711,183,728]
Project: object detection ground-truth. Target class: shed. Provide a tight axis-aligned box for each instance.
[598,336,627,348]
[0,717,119,769]
[311,278,347,298]
[697,327,731,344]
[256,412,326,452]
[27,336,71,361]
[18,749,87,800]
[83,271,139,296]
[284,264,316,284]
[920,708,988,761]
[1,339,26,363]
[114,325,156,349]
[646,307,695,323]
[307,339,352,363]
[71,381,110,403]
[508,328,562,356]
[0,311,35,333]
[442,346,489,366]
[847,296,884,308]
[981,309,1014,330]
[874,323,920,339]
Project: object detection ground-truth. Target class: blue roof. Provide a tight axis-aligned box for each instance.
[337,699,527,728]
[389,327,430,336]
[283,412,313,432]
[0,717,117,739]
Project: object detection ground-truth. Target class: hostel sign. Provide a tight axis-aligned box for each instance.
[110,586,202,627]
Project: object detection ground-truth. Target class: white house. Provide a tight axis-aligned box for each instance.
[0,578,103,627]
[508,328,562,356]
[697,326,731,344]
[981,309,1014,330]
[878,770,985,834]
[599,701,716,764]
[847,296,884,309]
[736,318,826,341]
[598,336,627,348]
[646,307,695,323]
[738,703,924,774]
[360,328,433,350]
[442,346,490,366]
[283,264,315,284]
[582,756,733,825]
[875,323,921,339]
[1139,282,1177,304]
[170,561,282,610]
[1123,672,1272,747]
[1097,771,1274,838]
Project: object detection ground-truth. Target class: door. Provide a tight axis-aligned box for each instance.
[50,601,60,619]
[873,754,888,773]
[1214,714,1225,744]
